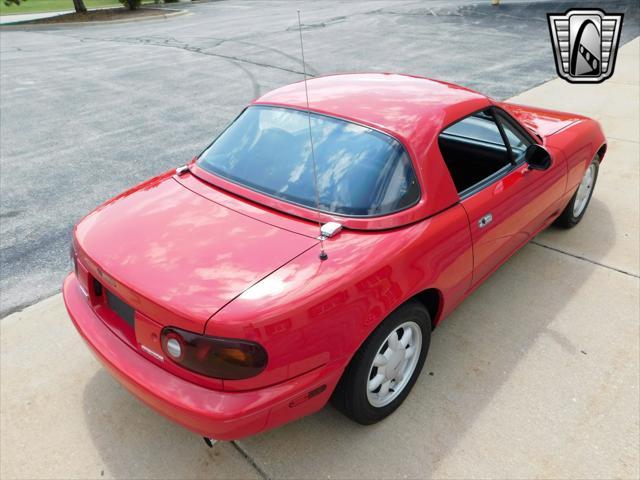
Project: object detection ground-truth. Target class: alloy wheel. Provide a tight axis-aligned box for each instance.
[366,321,422,408]
[573,163,596,217]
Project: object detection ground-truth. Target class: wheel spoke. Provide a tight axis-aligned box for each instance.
[400,327,412,348]
[373,354,388,367]
[388,331,401,351]
[368,373,385,392]
[378,380,391,398]
[581,175,589,188]
[405,346,416,359]
[395,360,408,382]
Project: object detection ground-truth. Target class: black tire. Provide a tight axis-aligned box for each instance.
[554,155,600,228]
[331,301,431,425]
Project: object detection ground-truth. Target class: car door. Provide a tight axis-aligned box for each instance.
[438,108,566,286]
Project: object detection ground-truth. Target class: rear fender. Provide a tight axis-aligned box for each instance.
[207,204,473,392]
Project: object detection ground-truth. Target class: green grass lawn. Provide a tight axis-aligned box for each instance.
[0,0,155,15]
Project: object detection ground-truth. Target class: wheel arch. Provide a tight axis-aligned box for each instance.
[331,289,440,416]
[596,143,607,162]
[411,287,443,331]
[339,287,443,373]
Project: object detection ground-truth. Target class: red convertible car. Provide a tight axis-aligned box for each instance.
[64,74,605,441]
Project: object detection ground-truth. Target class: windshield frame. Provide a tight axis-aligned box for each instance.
[195,105,422,219]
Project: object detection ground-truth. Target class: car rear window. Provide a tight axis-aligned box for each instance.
[196,106,420,217]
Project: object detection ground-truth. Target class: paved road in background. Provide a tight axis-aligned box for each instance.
[0,0,638,316]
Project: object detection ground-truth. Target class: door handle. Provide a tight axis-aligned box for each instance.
[478,213,493,228]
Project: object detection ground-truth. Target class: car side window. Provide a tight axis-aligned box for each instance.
[443,113,504,145]
[438,110,512,194]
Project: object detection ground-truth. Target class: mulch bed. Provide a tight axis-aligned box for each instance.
[19,7,176,24]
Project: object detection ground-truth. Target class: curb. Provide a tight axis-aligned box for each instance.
[0,8,188,29]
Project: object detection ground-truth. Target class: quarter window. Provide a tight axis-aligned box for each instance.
[443,113,504,146]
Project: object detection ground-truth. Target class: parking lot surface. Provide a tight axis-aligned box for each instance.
[1,1,639,479]
[1,0,639,317]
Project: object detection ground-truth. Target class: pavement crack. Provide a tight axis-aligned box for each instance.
[232,38,320,77]
[50,32,313,78]
[531,241,639,278]
[230,441,270,480]
[286,15,346,31]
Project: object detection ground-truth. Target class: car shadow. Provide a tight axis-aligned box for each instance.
[535,198,621,266]
[81,202,616,479]
[232,201,618,478]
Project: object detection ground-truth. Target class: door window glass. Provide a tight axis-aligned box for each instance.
[438,111,511,194]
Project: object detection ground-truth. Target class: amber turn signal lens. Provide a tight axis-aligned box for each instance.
[217,347,250,364]
[160,327,267,380]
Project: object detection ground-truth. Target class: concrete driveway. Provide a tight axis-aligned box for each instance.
[1,0,639,317]
[1,1,639,479]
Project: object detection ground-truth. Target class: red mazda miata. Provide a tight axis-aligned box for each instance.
[64,74,606,441]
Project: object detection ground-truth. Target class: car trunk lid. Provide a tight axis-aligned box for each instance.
[75,173,318,333]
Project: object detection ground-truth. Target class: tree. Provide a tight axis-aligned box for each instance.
[3,0,87,13]
[73,0,87,13]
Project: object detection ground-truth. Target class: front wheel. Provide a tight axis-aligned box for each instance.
[554,155,600,228]
[331,301,430,424]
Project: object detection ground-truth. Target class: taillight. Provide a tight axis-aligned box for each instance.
[160,327,268,380]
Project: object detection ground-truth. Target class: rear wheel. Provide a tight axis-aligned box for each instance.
[331,301,430,424]
[554,155,599,228]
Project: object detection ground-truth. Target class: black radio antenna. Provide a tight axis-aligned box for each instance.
[297,10,328,261]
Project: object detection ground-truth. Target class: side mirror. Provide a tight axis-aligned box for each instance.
[525,144,552,171]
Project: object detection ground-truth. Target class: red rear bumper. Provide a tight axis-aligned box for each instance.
[63,274,341,440]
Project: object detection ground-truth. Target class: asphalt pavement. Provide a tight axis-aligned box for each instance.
[1,0,638,316]
[0,2,639,479]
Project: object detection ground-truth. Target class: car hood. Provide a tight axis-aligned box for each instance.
[74,172,318,331]
[500,102,585,137]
